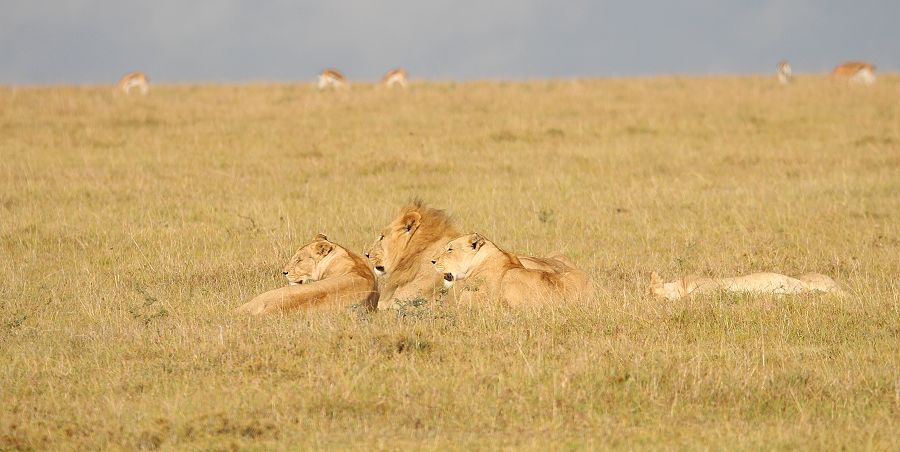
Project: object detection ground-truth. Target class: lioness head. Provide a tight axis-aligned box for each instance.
[647,272,682,300]
[282,233,335,285]
[432,233,486,287]
[364,238,386,277]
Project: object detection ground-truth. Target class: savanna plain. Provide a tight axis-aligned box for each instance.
[1,76,898,450]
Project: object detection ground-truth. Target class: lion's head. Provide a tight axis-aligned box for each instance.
[374,200,458,281]
[647,272,682,300]
[432,233,486,287]
[282,233,335,285]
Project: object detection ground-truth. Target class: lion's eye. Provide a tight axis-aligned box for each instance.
[378,235,384,241]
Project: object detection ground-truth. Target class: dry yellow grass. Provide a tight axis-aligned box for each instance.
[1,76,898,450]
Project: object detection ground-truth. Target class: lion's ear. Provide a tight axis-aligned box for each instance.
[314,233,328,241]
[650,272,661,285]
[471,233,485,250]
[315,241,334,256]
[402,211,421,232]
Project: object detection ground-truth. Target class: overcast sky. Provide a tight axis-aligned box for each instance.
[1,0,897,84]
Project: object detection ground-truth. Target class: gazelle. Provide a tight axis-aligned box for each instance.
[116,71,149,95]
[832,61,876,85]
[381,68,408,89]
[776,60,792,84]
[317,69,348,90]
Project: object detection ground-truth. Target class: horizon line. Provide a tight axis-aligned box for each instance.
[3,72,896,88]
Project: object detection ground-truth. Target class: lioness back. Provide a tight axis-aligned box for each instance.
[719,272,806,294]
[502,267,590,305]
[795,272,843,293]
[649,271,844,300]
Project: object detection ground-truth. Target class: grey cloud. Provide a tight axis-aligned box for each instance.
[0,0,897,84]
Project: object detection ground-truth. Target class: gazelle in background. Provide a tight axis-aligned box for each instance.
[318,69,348,90]
[832,61,876,85]
[116,71,149,95]
[776,60,792,84]
[381,68,408,89]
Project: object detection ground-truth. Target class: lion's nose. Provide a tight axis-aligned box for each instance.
[375,266,384,272]
[431,260,436,264]
[282,271,289,275]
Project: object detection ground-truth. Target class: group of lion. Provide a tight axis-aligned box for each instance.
[237,201,844,315]
[237,201,592,315]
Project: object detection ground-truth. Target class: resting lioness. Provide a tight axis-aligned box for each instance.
[368,201,585,309]
[431,233,590,306]
[648,271,843,301]
[238,234,378,315]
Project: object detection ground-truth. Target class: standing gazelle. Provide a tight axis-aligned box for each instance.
[832,61,876,85]
[317,69,348,90]
[117,71,149,95]
[776,60,792,85]
[381,68,408,89]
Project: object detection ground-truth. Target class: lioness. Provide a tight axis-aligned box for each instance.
[238,234,378,315]
[368,201,584,309]
[431,233,590,306]
[648,271,843,301]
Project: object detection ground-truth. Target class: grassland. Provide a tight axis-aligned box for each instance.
[1,76,898,450]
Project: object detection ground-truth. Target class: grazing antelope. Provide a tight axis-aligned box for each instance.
[776,60,792,84]
[116,71,149,95]
[317,69,348,90]
[381,68,408,89]
[832,61,876,85]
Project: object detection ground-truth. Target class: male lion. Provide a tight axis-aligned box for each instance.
[238,234,378,315]
[368,201,586,309]
[370,201,461,309]
[648,271,843,301]
[431,233,590,306]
